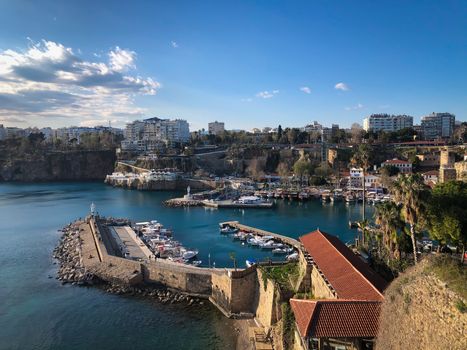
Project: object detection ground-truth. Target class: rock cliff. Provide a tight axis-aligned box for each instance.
[0,150,116,181]
[376,257,466,350]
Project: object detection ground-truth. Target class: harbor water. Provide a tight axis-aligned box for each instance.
[0,182,374,349]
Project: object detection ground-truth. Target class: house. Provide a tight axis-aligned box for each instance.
[347,168,381,191]
[291,230,387,350]
[422,170,438,184]
[290,299,381,350]
[381,158,412,174]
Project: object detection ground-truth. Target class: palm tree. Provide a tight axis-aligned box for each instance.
[357,219,369,247]
[351,145,371,221]
[391,174,427,264]
[374,201,404,259]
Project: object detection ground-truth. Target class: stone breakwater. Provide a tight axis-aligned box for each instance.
[53,221,205,306]
[163,198,203,207]
[53,222,96,285]
[103,284,206,306]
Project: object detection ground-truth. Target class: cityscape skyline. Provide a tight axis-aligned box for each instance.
[0,0,466,130]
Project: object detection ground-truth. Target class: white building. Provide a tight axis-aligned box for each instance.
[381,158,412,173]
[363,114,413,132]
[421,112,455,139]
[208,121,225,135]
[348,168,381,190]
[122,117,190,151]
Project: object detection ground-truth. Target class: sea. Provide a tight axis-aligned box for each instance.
[0,182,373,350]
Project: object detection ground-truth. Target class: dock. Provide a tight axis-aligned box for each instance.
[203,200,274,209]
[220,221,302,249]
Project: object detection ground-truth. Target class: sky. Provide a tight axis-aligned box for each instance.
[0,0,465,131]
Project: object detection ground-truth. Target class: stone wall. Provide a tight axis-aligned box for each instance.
[311,265,335,299]
[143,260,212,296]
[254,268,278,327]
[210,266,258,317]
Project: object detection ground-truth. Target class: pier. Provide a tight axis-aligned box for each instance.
[219,221,302,250]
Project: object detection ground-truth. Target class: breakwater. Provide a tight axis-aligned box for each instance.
[53,214,305,323]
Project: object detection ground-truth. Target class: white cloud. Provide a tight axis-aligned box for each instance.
[256,90,279,99]
[171,41,179,48]
[335,82,349,91]
[109,46,136,72]
[0,39,160,127]
[299,86,311,94]
[345,103,364,111]
[241,97,253,102]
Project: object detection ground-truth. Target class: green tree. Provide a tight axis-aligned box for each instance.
[351,144,371,221]
[391,174,427,264]
[374,202,404,259]
[427,181,467,262]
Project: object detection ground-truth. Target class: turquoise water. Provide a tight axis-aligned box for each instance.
[0,182,373,349]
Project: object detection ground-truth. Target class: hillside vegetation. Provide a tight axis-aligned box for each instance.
[376,256,466,350]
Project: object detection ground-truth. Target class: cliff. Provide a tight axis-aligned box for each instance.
[0,150,116,181]
[376,257,466,350]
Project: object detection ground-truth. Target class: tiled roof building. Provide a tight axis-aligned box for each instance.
[291,229,387,350]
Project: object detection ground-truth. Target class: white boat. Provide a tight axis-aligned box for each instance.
[272,248,288,255]
[220,226,238,234]
[182,249,199,260]
[191,260,202,267]
[247,238,261,246]
[286,252,299,261]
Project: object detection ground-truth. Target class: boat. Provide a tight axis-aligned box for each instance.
[220,226,238,234]
[246,259,257,267]
[272,248,288,255]
[191,260,202,267]
[286,252,299,261]
[181,249,199,260]
[247,237,261,246]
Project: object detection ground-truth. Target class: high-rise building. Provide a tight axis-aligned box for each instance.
[421,112,455,139]
[208,121,225,135]
[122,117,190,151]
[363,114,413,132]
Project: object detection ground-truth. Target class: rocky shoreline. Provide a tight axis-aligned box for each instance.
[163,198,203,207]
[53,222,96,285]
[53,222,205,306]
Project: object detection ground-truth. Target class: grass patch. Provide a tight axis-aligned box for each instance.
[260,263,300,293]
[281,303,295,350]
[454,299,466,313]
[430,255,467,300]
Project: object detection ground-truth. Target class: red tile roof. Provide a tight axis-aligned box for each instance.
[383,158,411,165]
[290,299,381,338]
[299,230,387,300]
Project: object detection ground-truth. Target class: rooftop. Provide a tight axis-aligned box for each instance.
[299,229,387,300]
[383,158,411,165]
[290,299,381,338]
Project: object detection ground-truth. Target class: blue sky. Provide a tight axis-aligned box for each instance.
[0,0,465,130]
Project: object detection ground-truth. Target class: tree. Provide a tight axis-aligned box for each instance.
[391,174,427,264]
[293,158,313,184]
[427,181,467,262]
[229,252,237,271]
[374,202,404,259]
[350,123,364,144]
[247,158,266,181]
[351,144,371,221]
[277,125,283,141]
[276,162,290,181]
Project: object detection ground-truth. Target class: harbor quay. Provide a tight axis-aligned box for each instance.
[54,212,307,319]
[54,209,387,349]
